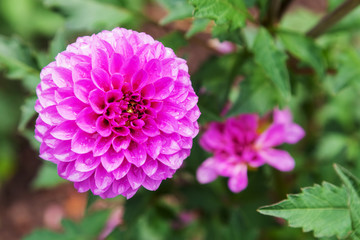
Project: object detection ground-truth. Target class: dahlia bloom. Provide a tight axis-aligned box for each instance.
[197,108,304,193]
[35,28,200,199]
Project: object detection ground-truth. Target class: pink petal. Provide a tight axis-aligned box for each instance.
[127,166,145,189]
[163,101,186,120]
[52,67,73,88]
[131,69,148,91]
[140,84,155,99]
[75,153,101,172]
[228,164,248,193]
[96,116,112,137]
[177,117,195,137]
[112,160,132,180]
[74,79,95,103]
[129,128,148,144]
[284,123,305,144]
[38,87,56,108]
[76,107,98,134]
[199,123,225,152]
[109,53,124,75]
[121,55,139,80]
[91,68,111,92]
[196,157,218,184]
[92,48,109,72]
[273,108,292,124]
[71,130,98,154]
[54,87,74,103]
[160,136,181,155]
[112,135,131,152]
[255,124,286,148]
[40,105,65,126]
[51,120,78,140]
[53,141,77,162]
[95,165,114,190]
[74,178,91,193]
[142,177,161,191]
[156,112,178,134]
[145,136,162,159]
[113,126,130,136]
[72,63,91,82]
[112,177,130,195]
[111,73,124,89]
[93,135,114,157]
[153,77,174,99]
[106,90,123,103]
[141,158,158,177]
[89,89,106,114]
[150,162,175,180]
[124,141,147,167]
[144,59,161,80]
[58,161,93,182]
[258,148,295,172]
[100,148,124,172]
[157,149,188,169]
[56,97,87,120]
[142,118,160,137]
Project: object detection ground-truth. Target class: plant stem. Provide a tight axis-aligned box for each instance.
[306,0,360,38]
[263,0,282,27]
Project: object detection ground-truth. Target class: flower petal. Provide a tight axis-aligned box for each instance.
[258,148,295,172]
[95,165,114,190]
[131,69,148,91]
[196,157,218,184]
[75,153,101,172]
[109,53,124,75]
[71,130,98,154]
[112,160,132,180]
[52,67,73,88]
[96,116,112,137]
[89,89,106,114]
[228,164,248,193]
[91,67,111,92]
[40,105,65,126]
[153,77,174,99]
[141,157,158,177]
[124,141,147,167]
[51,120,78,140]
[100,148,124,172]
[58,161,93,182]
[142,177,161,191]
[76,107,98,134]
[112,135,131,152]
[127,166,145,189]
[74,79,95,103]
[57,97,87,120]
[156,112,178,134]
[93,135,114,157]
[145,136,162,159]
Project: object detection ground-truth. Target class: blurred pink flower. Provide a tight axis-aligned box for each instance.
[197,108,304,193]
[35,28,200,199]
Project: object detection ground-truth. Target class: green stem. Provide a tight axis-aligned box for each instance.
[306,0,360,38]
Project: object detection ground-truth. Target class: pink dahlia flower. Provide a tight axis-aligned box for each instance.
[35,28,200,199]
[197,108,304,193]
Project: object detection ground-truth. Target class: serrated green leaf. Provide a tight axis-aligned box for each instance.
[18,96,37,132]
[334,165,360,237]
[278,31,325,77]
[189,0,249,30]
[32,162,66,189]
[253,28,290,100]
[186,18,210,38]
[258,182,352,238]
[43,0,133,31]
[156,0,193,25]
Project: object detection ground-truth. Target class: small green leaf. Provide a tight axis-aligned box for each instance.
[49,28,67,61]
[334,164,360,237]
[43,0,133,31]
[23,229,64,240]
[32,162,66,189]
[189,0,249,30]
[278,31,325,77]
[156,0,193,25]
[186,18,210,38]
[18,96,37,132]
[253,28,290,100]
[258,182,352,238]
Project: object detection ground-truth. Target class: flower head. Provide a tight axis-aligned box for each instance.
[35,28,200,199]
[197,108,304,193]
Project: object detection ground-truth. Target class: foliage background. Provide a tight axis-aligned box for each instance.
[0,0,360,239]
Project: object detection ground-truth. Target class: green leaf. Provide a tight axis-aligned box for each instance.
[156,0,193,25]
[189,0,249,30]
[158,31,187,54]
[86,191,100,211]
[23,229,64,240]
[0,35,40,93]
[186,18,210,38]
[18,96,37,132]
[253,28,290,100]
[278,31,325,77]
[334,164,360,238]
[258,182,352,238]
[43,0,133,31]
[325,49,360,94]
[32,162,66,189]
[80,210,111,236]
[49,28,67,61]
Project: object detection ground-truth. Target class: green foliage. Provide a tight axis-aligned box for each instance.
[24,210,110,240]
[186,18,210,38]
[259,182,351,238]
[43,0,134,32]
[156,0,193,25]
[189,0,249,30]
[32,162,66,189]
[253,28,291,100]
